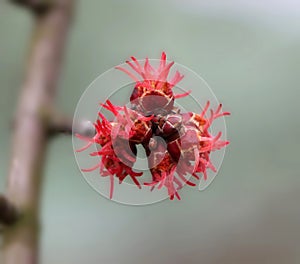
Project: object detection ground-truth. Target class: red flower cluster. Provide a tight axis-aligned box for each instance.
[76,52,230,200]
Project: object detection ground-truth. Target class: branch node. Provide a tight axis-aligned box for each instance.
[10,0,54,15]
[0,195,19,226]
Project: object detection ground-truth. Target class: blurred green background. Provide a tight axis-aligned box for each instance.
[0,0,299,263]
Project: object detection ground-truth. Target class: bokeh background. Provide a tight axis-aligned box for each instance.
[0,0,299,263]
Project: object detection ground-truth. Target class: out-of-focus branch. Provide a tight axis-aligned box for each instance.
[10,0,53,15]
[0,195,19,226]
[3,1,75,264]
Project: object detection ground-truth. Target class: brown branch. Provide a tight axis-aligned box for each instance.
[0,195,19,226]
[50,118,96,137]
[10,0,53,15]
[45,110,95,137]
[3,1,75,264]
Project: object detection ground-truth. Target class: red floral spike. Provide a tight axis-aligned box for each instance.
[116,52,190,115]
[76,52,230,201]
[180,103,230,181]
[144,102,230,198]
[144,138,181,200]
[75,101,144,199]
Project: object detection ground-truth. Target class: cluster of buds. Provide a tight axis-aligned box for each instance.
[76,52,230,200]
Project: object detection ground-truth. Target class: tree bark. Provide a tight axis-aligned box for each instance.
[2,1,74,264]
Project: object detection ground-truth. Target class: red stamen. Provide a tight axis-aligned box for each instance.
[174,90,191,99]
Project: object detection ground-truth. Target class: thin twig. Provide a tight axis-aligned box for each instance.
[46,110,95,137]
